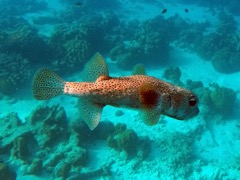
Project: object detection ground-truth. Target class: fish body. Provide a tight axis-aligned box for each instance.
[32,53,199,130]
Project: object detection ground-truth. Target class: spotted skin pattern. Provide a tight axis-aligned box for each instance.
[32,52,199,130]
[64,75,199,120]
[32,69,66,100]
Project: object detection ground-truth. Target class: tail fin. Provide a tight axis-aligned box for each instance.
[32,68,65,100]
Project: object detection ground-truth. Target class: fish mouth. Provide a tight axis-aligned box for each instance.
[167,107,199,120]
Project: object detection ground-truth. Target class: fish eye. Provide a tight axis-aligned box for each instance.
[189,96,197,106]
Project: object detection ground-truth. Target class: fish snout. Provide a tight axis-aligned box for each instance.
[185,106,199,119]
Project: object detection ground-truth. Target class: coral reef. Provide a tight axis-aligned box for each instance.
[0,105,152,179]
[162,67,183,85]
[209,83,237,119]
[132,63,146,75]
[195,11,240,74]
[0,53,31,95]
[110,15,178,70]
[28,105,68,148]
[1,24,51,64]
[49,12,124,74]
[211,49,240,74]
[0,0,47,16]
[186,80,237,122]
[107,123,150,159]
[67,160,114,180]
[157,130,196,177]
[0,161,17,180]
[115,109,124,117]
[54,161,71,179]
[27,158,42,175]
[110,42,145,69]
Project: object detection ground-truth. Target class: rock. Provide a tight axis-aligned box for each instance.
[54,161,71,179]
[0,162,16,180]
[115,110,124,117]
[27,158,42,175]
[65,147,88,167]
[162,67,182,85]
[92,121,115,140]
[107,124,139,158]
[117,129,139,155]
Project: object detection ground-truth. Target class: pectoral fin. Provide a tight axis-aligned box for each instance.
[139,109,160,126]
[77,97,104,130]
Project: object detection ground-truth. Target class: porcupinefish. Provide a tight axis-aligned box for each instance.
[32,52,199,130]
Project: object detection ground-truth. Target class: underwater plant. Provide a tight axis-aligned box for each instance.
[132,63,146,75]
[209,83,237,120]
[162,67,183,86]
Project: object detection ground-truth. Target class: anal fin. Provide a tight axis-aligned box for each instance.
[77,97,104,130]
[139,109,160,126]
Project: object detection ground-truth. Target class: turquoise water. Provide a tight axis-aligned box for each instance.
[0,0,240,179]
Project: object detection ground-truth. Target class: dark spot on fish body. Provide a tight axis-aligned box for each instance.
[139,83,158,108]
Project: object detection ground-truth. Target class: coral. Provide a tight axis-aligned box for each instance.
[70,118,115,142]
[109,42,145,70]
[0,112,30,152]
[115,109,124,117]
[52,38,90,73]
[110,15,176,70]
[209,84,237,119]
[11,136,29,161]
[162,67,182,85]
[137,137,151,160]
[196,34,219,61]
[186,80,211,105]
[211,49,240,74]
[49,12,123,74]
[117,129,139,155]
[67,160,114,180]
[132,63,146,75]
[0,53,31,95]
[33,105,68,148]
[107,123,147,158]
[65,146,87,167]
[114,123,127,134]
[54,161,71,179]
[1,24,51,64]
[49,24,93,74]
[228,0,240,16]
[159,130,194,174]
[92,121,115,140]
[0,0,47,16]
[44,153,64,170]
[27,158,42,175]
[194,11,240,74]
[0,162,16,180]
[217,11,237,35]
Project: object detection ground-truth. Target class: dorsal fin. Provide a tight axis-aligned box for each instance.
[81,52,109,82]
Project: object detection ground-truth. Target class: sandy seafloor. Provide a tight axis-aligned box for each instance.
[1,1,240,179]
